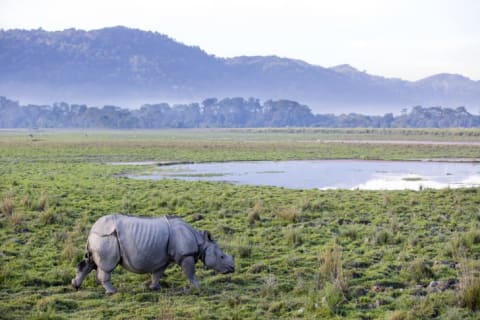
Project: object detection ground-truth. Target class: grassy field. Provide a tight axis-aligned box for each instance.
[1,128,480,319]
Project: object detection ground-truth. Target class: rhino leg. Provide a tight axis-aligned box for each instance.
[149,264,169,290]
[181,256,199,288]
[72,259,95,290]
[97,268,116,294]
[88,233,121,294]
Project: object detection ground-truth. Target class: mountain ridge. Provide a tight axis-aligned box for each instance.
[1,26,479,113]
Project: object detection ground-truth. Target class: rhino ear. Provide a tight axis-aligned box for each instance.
[203,230,213,242]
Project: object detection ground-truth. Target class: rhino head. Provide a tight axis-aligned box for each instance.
[201,231,235,274]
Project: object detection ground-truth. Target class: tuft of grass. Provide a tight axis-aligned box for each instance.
[261,274,278,297]
[10,210,25,231]
[322,282,346,314]
[447,233,469,259]
[403,258,434,284]
[40,208,56,225]
[35,191,49,212]
[318,242,348,293]
[458,258,480,311]
[372,228,394,246]
[232,236,252,259]
[286,225,303,247]
[63,234,77,264]
[247,200,263,225]
[277,206,302,223]
[388,310,407,320]
[1,194,14,216]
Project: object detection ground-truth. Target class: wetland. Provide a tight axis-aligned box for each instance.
[1,128,480,319]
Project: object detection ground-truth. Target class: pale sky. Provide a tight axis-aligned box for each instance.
[1,0,479,81]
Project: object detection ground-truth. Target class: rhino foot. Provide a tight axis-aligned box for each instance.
[105,288,117,295]
[149,284,161,291]
[71,279,80,290]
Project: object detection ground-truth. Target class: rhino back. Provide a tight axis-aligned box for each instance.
[115,215,170,273]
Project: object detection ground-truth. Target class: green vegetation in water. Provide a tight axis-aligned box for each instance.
[1,129,480,319]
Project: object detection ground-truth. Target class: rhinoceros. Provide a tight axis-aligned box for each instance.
[71,214,235,294]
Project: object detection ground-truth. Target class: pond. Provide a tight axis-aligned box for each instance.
[128,160,480,190]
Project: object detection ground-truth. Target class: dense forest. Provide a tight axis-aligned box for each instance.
[0,96,478,128]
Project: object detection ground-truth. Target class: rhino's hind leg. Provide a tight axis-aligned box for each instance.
[88,233,121,294]
[72,259,95,290]
[150,264,169,290]
[97,268,116,294]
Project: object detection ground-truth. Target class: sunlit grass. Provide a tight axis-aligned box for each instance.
[0,129,480,319]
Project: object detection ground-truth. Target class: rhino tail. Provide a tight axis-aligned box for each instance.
[76,241,97,273]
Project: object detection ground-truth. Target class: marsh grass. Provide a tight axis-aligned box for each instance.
[2,129,480,319]
[10,210,25,231]
[261,274,278,297]
[318,242,348,293]
[35,191,49,212]
[1,193,15,217]
[403,258,434,284]
[458,258,480,311]
[286,225,303,247]
[277,206,302,223]
[247,200,263,225]
[322,281,346,314]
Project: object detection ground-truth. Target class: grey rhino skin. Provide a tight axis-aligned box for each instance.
[72,214,235,294]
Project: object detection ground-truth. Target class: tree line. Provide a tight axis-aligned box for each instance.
[0,96,478,129]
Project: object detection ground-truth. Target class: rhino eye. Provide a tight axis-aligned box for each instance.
[220,255,225,259]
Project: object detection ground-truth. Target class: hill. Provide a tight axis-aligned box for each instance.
[1,26,479,113]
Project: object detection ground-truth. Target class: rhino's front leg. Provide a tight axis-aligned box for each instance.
[181,256,199,288]
[150,264,169,290]
[97,268,116,294]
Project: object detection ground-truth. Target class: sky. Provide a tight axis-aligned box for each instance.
[1,0,479,81]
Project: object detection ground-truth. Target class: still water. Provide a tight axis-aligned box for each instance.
[130,160,480,190]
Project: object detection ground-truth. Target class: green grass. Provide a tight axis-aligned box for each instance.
[0,129,480,319]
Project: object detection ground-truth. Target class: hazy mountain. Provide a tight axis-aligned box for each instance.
[1,26,479,114]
